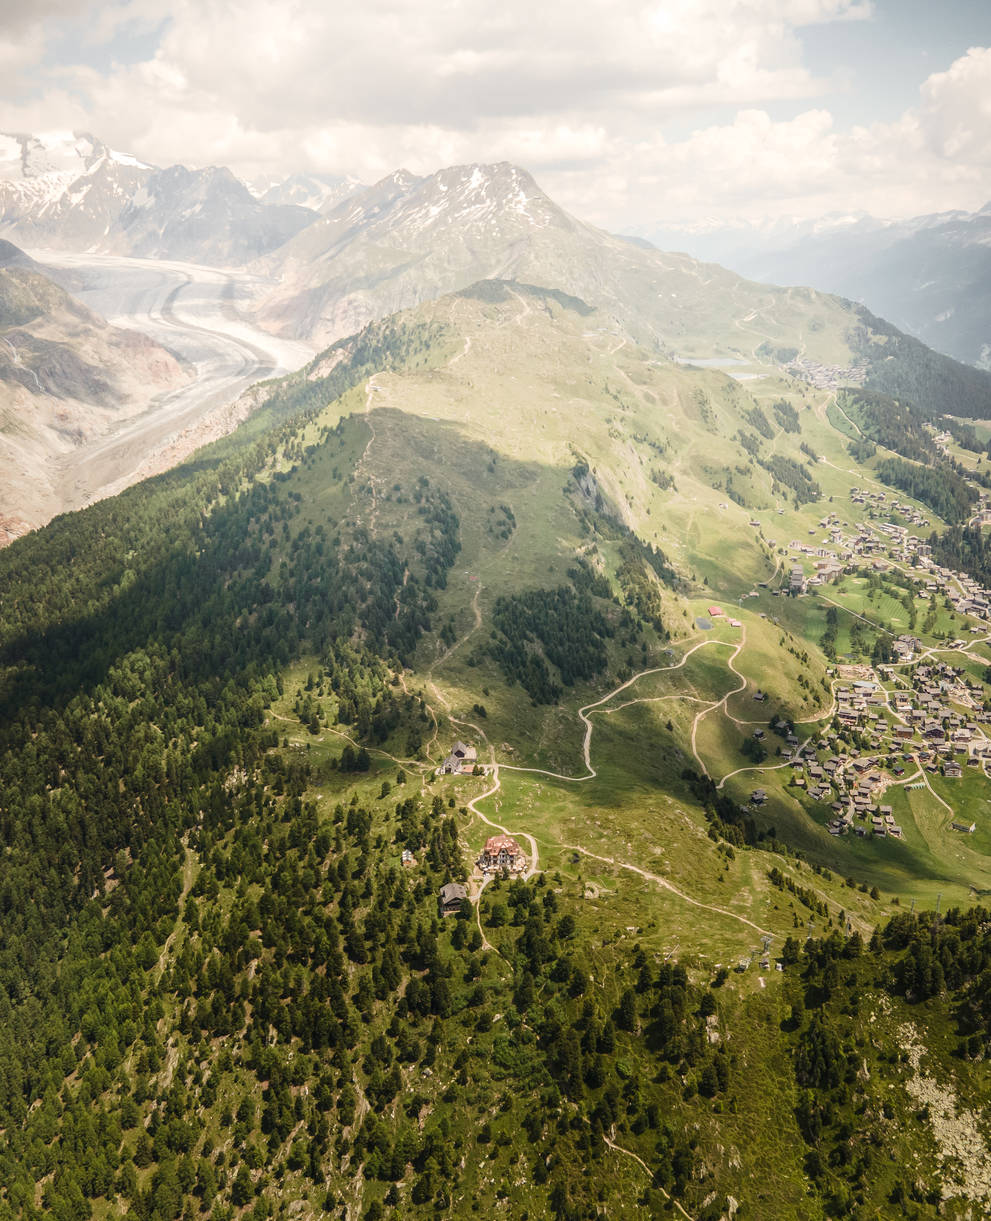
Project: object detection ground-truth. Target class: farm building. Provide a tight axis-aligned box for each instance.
[440,741,478,775]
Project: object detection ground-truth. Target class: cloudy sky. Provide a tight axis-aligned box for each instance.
[2,0,990,231]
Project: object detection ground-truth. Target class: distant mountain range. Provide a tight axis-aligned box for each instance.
[6,131,991,378]
[256,171,365,213]
[4,135,991,431]
[251,161,869,365]
[0,131,318,265]
[247,162,991,427]
[647,204,991,370]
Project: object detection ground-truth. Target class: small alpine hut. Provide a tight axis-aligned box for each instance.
[439,882,467,916]
[440,741,478,775]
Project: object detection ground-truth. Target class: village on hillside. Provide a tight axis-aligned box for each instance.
[749,477,991,845]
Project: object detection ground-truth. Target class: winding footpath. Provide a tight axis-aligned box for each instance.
[688,631,748,778]
[564,843,771,938]
[449,632,790,941]
[500,638,736,784]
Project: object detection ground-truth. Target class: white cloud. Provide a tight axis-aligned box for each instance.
[13,0,870,169]
[918,45,991,164]
[4,0,991,229]
[0,0,89,36]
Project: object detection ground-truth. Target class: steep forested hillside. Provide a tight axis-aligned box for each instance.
[3,282,991,1220]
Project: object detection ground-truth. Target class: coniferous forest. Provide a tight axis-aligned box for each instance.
[1,306,991,1221]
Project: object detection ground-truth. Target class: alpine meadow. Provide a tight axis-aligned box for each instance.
[5,8,991,1221]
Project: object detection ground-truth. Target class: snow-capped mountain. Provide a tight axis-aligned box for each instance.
[256,159,841,355]
[0,131,322,265]
[646,204,991,368]
[259,172,365,214]
[0,131,153,250]
[255,162,629,344]
[117,165,318,265]
[0,130,150,181]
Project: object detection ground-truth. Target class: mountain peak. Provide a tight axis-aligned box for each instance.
[330,160,564,242]
[0,130,151,182]
[257,171,365,212]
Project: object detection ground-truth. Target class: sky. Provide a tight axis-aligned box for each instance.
[1,0,990,232]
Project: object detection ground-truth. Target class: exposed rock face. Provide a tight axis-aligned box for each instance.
[899,1022,991,1206]
[0,244,189,542]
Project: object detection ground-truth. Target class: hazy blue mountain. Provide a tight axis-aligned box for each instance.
[647,204,991,369]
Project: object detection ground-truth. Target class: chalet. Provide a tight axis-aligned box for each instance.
[478,834,525,874]
[951,821,977,834]
[944,761,963,779]
[440,741,478,775]
[439,882,467,916]
[750,790,767,805]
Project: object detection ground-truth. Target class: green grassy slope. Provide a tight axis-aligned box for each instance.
[2,280,991,1219]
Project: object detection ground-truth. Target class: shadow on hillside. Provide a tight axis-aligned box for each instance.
[0,408,580,738]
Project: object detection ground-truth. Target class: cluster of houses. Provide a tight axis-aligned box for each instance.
[780,501,937,595]
[750,649,990,841]
[942,570,991,622]
[834,659,991,770]
[783,356,867,389]
[752,471,991,842]
[752,732,908,840]
[773,478,991,626]
[848,488,930,533]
